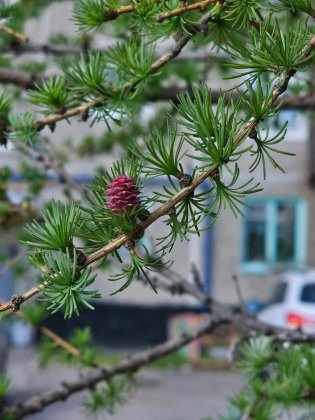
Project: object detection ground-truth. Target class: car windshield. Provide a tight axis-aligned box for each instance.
[300,283,315,303]
[268,282,287,304]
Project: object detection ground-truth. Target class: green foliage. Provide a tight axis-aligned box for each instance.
[131,124,185,178]
[223,17,314,79]
[28,76,74,114]
[206,168,262,219]
[242,77,278,122]
[223,337,315,419]
[106,39,154,87]
[0,374,10,403]
[174,85,243,169]
[22,302,48,325]
[23,200,81,252]
[83,374,135,417]
[249,124,294,179]
[65,51,111,98]
[0,90,11,116]
[224,0,264,30]
[0,0,17,19]
[278,0,315,16]
[109,246,170,294]
[41,248,101,318]
[37,326,98,368]
[7,112,38,145]
[73,0,120,32]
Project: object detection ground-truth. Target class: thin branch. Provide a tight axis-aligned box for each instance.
[4,42,90,55]
[1,33,315,314]
[0,67,314,111]
[0,297,81,357]
[7,315,226,418]
[0,284,46,313]
[157,0,218,22]
[0,24,28,42]
[2,11,216,133]
[6,268,315,417]
[4,41,227,61]
[39,326,81,357]
[231,273,245,315]
[0,67,44,89]
[106,4,135,19]
[146,267,315,343]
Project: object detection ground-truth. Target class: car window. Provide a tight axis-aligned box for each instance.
[300,283,315,303]
[269,282,287,304]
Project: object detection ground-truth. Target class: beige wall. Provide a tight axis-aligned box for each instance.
[212,134,311,304]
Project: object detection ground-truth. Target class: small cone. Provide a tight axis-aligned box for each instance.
[105,175,141,213]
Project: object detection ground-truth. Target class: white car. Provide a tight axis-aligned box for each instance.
[257,270,315,334]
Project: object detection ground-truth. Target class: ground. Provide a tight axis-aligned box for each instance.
[6,347,244,420]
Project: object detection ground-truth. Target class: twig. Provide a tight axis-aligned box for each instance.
[7,315,226,417]
[39,326,81,357]
[231,273,245,315]
[0,297,80,357]
[0,24,28,42]
[191,263,203,291]
[2,33,315,313]
[106,4,135,19]
[0,67,44,89]
[144,268,315,343]
[2,11,216,133]
[157,0,217,22]
[0,66,314,111]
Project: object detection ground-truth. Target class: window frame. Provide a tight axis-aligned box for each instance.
[241,198,307,274]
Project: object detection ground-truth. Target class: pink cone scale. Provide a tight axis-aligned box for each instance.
[105,175,141,213]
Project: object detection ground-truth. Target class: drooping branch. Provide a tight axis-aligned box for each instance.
[145,267,314,343]
[6,315,227,418]
[0,24,28,42]
[0,67,44,88]
[0,297,81,357]
[6,269,315,417]
[1,68,314,111]
[2,33,315,314]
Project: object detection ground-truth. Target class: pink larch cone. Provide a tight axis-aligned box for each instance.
[105,175,141,213]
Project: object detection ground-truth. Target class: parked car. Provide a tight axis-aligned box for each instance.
[258,270,315,333]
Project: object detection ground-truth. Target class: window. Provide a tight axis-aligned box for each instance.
[300,284,315,304]
[269,282,287,305]
[242,199,307,274]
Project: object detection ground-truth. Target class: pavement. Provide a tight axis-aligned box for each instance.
[5,347,244,420]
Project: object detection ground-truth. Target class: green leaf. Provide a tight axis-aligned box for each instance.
[41,248,101,319]
[28,76,74,114]
[7,112,38,145]
[23,200,81,252]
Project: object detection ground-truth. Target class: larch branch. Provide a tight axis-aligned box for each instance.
[2,32,315,314]
[157,0,218,22]
[0,24,28,42]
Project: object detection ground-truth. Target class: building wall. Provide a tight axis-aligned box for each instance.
[212,119,312,304]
